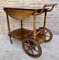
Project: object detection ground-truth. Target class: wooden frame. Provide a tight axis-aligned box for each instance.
[3,4,57,58]
[4,4,57,43]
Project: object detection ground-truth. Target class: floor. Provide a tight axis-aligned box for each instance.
[0,34,59,60]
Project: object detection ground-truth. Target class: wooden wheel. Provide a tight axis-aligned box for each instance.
[22,38,42,58]
[37,27,53,42]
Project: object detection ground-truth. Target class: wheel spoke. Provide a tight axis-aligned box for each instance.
[40,29,43,33]
[34,48,38,52]
[25,43,30,47]
[31,49,34,55]
[28,40,30,45]
[27,47,30,51]
[44,30,48,34]
[45,35,50,37]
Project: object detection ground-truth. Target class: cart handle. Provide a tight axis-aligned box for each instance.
[37,4,57,15]
[44,4,57,12]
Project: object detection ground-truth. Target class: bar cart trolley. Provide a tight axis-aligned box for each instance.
[4,4,57,58]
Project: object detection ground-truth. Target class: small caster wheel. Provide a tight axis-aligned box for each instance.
[22,38,42,58]
[37,27,53,43]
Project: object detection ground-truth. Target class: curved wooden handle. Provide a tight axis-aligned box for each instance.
[44,4,57,12]
[37,4,57,15]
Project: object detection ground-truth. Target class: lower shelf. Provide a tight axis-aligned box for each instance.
[9,28,45,43]
[9,28,32,41]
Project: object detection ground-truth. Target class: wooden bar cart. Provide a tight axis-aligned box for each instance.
[4,4,57,58]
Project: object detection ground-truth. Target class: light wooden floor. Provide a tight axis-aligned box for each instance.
[0,34,59,60]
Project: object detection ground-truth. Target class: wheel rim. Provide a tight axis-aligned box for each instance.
[22,38,42,58]
[37,27,53,42]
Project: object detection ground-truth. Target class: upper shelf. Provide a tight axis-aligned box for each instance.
[4,4,57,20]
[4,8,47,20]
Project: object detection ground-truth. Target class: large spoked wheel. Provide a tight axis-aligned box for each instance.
[22,38,42,58]
[37,27,53,43]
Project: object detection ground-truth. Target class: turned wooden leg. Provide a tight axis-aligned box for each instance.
[21,20,23,29]
[43,11,47,28]
[33,11,37,39]
[6,14,13,44]
[43,11,47,33]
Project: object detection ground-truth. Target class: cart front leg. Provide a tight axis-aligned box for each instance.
[6,14,13,44]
